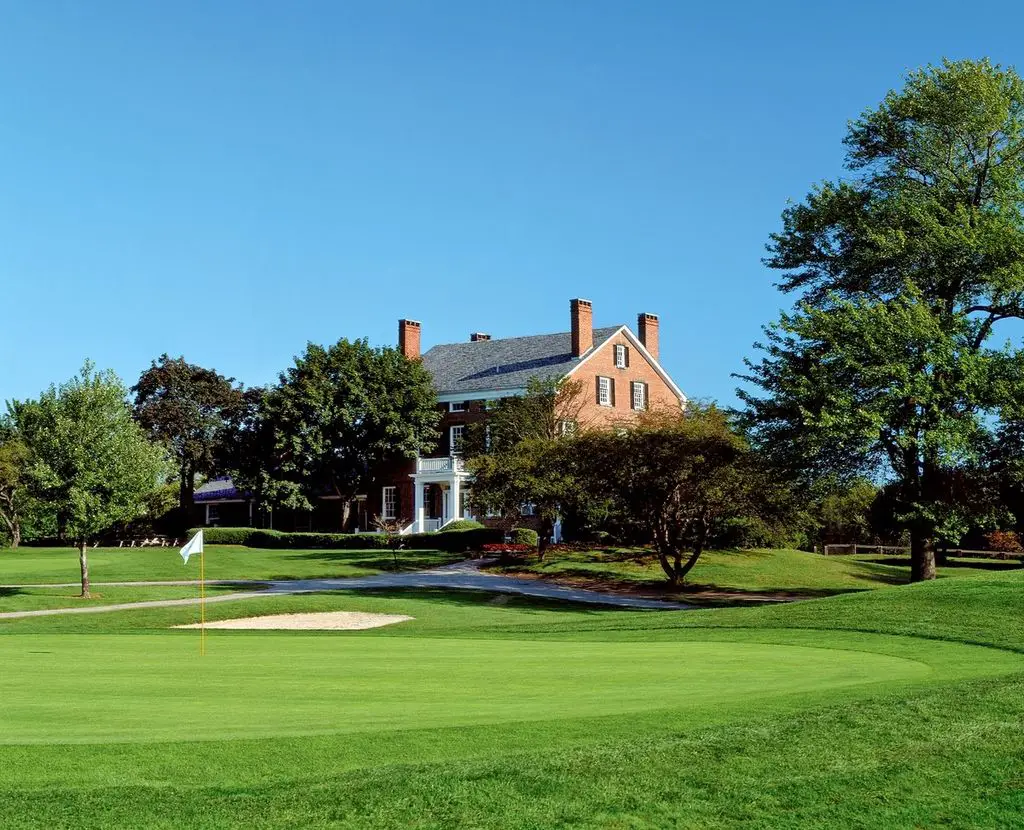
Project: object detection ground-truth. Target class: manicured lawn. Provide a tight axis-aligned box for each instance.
[0,545,458,585]
[1,563,1023,827]
[0,583,246,613]
[495,546,1024,596]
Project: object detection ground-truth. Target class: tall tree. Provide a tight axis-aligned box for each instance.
[0,419,31,548]
[574,406,757,585]
[464,378,591,555]
[270,338,439,524]
[131,355,244,525]
[14,362,166,596]
[740,59,1024,581]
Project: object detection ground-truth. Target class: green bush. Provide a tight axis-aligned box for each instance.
[510,527,540,548]
[405,527,503,552]
[438,519,484,532]
[187,527,257,546]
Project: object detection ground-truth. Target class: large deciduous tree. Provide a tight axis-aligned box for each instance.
[740,59,1024,581]
[270,338,439,524]
[0,419,31,548]
[14,362,167,596]
[132,355,244,525]
[574,405,757,585]
[465,378,590,555]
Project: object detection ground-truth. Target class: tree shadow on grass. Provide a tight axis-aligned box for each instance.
[0,587,25,598]
[868,556,1024,571]
[286,551,457,572]
[304,587,627,614]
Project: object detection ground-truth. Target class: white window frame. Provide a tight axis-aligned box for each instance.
[450,424,466,454]
[520,502,536,517]
[382,486,398,520]
[598,376,613,407]
[631,381,647,411]
[614,344,628,369]
[206,504,220,525]
[449,401,467,412]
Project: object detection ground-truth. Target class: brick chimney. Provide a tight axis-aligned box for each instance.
[570,298,593,357]
[470,332,491,342]
[637,312,659,360]
[398,319,421,359]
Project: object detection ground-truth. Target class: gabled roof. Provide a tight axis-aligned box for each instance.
[195,477,241,502]
[422,326,623,397]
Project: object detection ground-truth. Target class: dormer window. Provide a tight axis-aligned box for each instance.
[614,345,628,369]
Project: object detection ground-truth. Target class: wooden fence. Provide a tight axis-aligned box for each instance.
[823,543,1022,560]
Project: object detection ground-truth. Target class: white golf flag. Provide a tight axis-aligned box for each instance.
[180,530,204,564]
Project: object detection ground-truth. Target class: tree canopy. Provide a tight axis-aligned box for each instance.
[13,362,167,596]
[268,338,439,522]
[740,59,1024,581]
[132,355,244,525]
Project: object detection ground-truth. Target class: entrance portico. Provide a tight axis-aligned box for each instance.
[410,456,474,532]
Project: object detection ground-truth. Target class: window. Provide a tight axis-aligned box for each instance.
[520,503,536,517]
[450,424,466,454]
[449,401,466,412]
[597,376,613,406]
[206,504,220,525]
[557,419,578,437]
[614,344,628,369]
[382,486,398,520]
[631,381,647,411]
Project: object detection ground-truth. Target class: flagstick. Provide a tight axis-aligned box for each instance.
[200,547,206,656]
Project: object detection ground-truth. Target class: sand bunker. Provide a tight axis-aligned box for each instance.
[175,612,413,631]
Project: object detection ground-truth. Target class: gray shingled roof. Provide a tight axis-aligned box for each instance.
[422,326,623,396]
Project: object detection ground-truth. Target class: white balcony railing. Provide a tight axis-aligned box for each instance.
[415,455,465,475]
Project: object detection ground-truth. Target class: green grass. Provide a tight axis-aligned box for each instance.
[2,558,1024,827]
[497,546,1024,596]
[0,545,458,585]
[0,583,246,613]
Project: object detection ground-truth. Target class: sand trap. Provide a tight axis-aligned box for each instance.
[175,611,413,631]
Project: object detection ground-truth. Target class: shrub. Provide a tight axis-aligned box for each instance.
[438,519,484,532]
[481,543,533,554]
[408,527,503,552]
[187,527,257,546]
[984,530,1023,557]
[510,527,539,548]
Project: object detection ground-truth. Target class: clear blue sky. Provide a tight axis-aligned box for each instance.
[2,1,1021,406]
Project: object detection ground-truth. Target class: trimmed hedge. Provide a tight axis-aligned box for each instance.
[510,527,540,548]
[187,527,257,546]
[186,526,502,552]
[437,519,484,532]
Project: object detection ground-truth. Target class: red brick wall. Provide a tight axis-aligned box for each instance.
[566,331,682,428]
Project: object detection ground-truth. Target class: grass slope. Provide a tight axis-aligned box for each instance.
[0,564,1022,828]
[498,546,1024,596]
[0,545,457,585]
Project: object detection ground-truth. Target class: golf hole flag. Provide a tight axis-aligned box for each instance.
[180,530,204,564]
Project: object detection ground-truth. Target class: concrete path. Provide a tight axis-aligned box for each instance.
[0,560,690,620]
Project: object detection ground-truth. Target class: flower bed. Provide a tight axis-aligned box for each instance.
[481,543,534,554]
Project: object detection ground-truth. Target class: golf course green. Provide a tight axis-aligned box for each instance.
[1,551,1022,828]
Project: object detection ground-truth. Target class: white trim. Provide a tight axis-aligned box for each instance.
[449,424,465,453]
[597,376,613,407]
[565,325,686,405]
[436,388,526,404]
[614,344,627,369]
[449,401,467,412]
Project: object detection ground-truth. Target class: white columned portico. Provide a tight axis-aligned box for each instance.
[409,454,474,531]
[449,475,461,524]
[413,479,426,533]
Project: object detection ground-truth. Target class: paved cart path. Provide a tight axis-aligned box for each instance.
[0,560,690,619]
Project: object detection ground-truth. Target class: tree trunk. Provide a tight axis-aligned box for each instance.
[78,540,91,598]
[910,530,936,582]
[537,517,553,560]
[10,521,20,549]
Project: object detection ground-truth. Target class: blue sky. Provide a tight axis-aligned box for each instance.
[2,0,1022,406]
